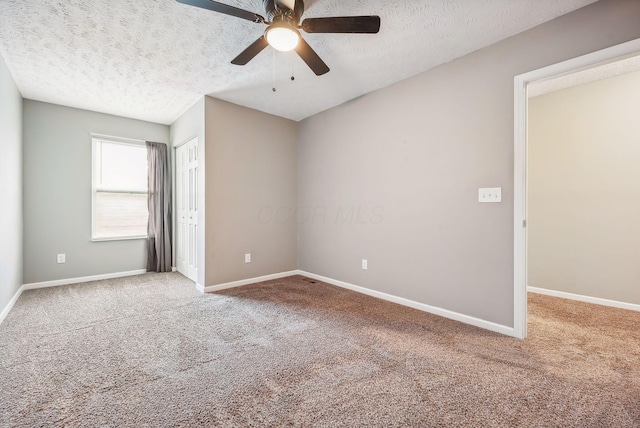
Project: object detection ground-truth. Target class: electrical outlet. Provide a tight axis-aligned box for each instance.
[245,253,251,263]
[57,254,66,264]
[362,259,368,270]
[478,187,502,203]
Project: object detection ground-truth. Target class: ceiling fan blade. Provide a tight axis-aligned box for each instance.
[231,36,269,65]
[301,16,381,34]
[295,37,330,76]
[292,0,304,18]
[176,0,265,23]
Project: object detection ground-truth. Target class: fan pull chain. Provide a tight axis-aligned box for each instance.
[291,51,295,82]
[272,49,277,92]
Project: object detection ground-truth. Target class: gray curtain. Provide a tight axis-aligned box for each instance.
[146,141,172,272]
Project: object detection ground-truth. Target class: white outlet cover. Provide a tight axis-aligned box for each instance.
[245,253,251,263]
[362,259,368,270]
[57,254,66,264]
[478,187,502,203]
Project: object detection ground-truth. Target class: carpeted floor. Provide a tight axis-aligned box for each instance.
[0,273,639,427]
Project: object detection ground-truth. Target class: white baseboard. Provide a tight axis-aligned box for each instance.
[22,269,148,291]
[0,285,26,326]
[201,271,300,293]
[2,269,149,325]
[299,271,516,337]
[199,269,515,337]
[6,266,519,337]
[528,286,640,312]
[2,269,196,325]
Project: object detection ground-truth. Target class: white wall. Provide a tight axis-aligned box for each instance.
[528,70,640,305]
[297,0,640,328]
[0,53,23,314]
[23,101,170,284]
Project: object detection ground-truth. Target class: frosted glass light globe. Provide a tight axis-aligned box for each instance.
[266,26,300,52]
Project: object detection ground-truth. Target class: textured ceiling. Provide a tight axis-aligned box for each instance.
[0,0,597,124]
[529,54,640,98]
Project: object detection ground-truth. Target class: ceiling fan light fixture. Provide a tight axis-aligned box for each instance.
[265,24,300,52]
[178,0,381,76]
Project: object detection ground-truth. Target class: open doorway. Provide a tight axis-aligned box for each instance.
[513,38,640,339]
[527,63,640,308]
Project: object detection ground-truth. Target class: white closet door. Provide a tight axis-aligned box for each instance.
[176,137,198,282]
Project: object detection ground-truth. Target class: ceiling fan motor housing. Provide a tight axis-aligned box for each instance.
[263,0,304,24]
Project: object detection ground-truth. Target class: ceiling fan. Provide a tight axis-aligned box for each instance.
[177,0,381,76]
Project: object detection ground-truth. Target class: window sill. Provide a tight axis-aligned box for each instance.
[91,235,148,242]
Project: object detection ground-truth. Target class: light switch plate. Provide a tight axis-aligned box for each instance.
[57,254,66,264]
[362,259,368,270]
[244,253,251,263]
[478,187,502,203]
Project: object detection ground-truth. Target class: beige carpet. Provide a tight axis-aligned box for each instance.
[0,273,639,427]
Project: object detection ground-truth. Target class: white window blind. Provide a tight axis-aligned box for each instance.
[92,137,148,240]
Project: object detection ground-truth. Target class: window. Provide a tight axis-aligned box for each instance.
[92,136,148,240]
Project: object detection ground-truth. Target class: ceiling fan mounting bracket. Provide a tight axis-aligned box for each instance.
[269,13,298,28]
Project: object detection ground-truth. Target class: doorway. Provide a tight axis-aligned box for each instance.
[513,38,640,339]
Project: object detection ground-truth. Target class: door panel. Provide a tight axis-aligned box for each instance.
[175,138,198,282]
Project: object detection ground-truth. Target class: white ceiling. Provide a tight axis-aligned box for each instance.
[529,54,640,98]
[0,0,597,125]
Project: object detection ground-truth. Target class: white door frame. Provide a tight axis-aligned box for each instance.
[513,38,640,339]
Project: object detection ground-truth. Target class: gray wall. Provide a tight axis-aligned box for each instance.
[0,54,23,313]
[529,71,640,305]
[169,97,206,287]
[23,101,169,284]
[205,97,298,286]
[297,0,640,327]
